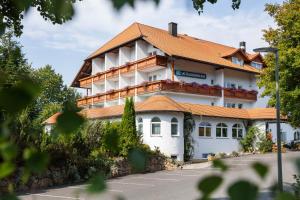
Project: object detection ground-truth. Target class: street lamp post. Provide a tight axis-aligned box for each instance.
[253,47,282,191]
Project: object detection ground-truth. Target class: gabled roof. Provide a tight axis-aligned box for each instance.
[44,95,283,125]
[71,22,262,87]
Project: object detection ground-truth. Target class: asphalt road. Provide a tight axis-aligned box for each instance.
[19,152,300,200]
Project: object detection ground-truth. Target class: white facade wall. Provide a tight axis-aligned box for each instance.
[92,58,105,75]
[174,60,216,85]
[166,93,216,105]
[138,112,184,161]
[192,116,246,159]
[92,82,105,94]
[106,79,119,90]
[268,123,300,144]
[105,52,118,70]
[119,47,134,66]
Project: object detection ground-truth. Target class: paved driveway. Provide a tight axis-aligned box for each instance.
[19,152,300,200]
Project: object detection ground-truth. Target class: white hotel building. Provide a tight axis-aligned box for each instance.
[45,22,300,161]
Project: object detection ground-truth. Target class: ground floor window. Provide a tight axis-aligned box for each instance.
[137,118,143,135]
[151,117,161,135]
[232,124,243,138]
[171,117,179,136]
[216,123,228,137]
[295,131,300,141]
[199,122,212,137]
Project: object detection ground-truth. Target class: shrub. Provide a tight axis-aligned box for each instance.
[258,138,273,153]
[240,126,259,152]
[231,151,239,157]
[217,152,226,159]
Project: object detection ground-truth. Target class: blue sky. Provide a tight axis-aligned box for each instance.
[19,0,283,86]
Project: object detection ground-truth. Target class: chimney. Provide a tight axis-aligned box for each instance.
[239,41,246,52]
[168,22,177,37]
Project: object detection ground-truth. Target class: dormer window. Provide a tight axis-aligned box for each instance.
[232,57,244,66]
[251,61,263,70]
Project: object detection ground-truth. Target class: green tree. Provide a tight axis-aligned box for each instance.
[120,97,139,156]
[32,65,80,114]
[192,0,241,14]
[0,32,31,85]
[258,0,300,127]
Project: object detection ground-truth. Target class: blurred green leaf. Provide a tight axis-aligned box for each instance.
[228,180,258,200]
[275,192,296,200]
[252,162,269,179]
[86,173,106,194]
[0,142,18,161]
[55,110,84,135]
[128,148,147,172]
[197,175,223,199]
[23,148,49,173]
[0,78,40,114]
[0,162,15,179]
[212,159,228,172]
[0,193,19,200]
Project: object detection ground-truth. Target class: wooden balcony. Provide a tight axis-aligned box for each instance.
[224,88,257,101]
[77,80,222,107]
[78,55,167,88]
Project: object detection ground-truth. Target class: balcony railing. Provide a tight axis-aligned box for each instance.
[224,88,258,101]
[79,55,167,88]
[77,80,222,107]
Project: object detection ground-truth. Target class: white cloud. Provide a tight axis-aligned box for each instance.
[21,0,275,55]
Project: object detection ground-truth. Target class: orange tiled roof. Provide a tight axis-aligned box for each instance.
[90,23,260,72]
[72,22,261,87]
[44,96,282,125]
[43,112,61,125]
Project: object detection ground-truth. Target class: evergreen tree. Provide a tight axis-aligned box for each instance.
[120,97,139,156]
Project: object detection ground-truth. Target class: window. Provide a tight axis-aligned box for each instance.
[238,85,243,89]
[216,123,228,137]
[294,131,300,141]
[211,102,215,106]
[251,62,263,70]
[148,75,157,82]
[211,79,214,85]
[199,122,212,137]
[238,103,243,109]
[171,117,179,136]
[232,57,244,66]
[225,82,236,89]
[151,117,161,135]
[232,124,243,138]
[226,103,236,108]
[137,118,143,135]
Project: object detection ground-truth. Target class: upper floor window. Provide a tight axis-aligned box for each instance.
[216,123,228,137]
[171,117,179,136]
[232,124,243,138]
[226,103,236,108]
[151,117,161,136]
[251,62,263,70]
[238,103,243,109]
[232,57,244,66]
[148,75,157,82]
[225,82,236,89]
[137,118,143,135]
[199,122,212,137]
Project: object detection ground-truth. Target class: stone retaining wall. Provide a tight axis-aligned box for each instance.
[0,156,177,193]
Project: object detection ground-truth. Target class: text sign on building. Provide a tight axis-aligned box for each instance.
[175,70,206,79]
